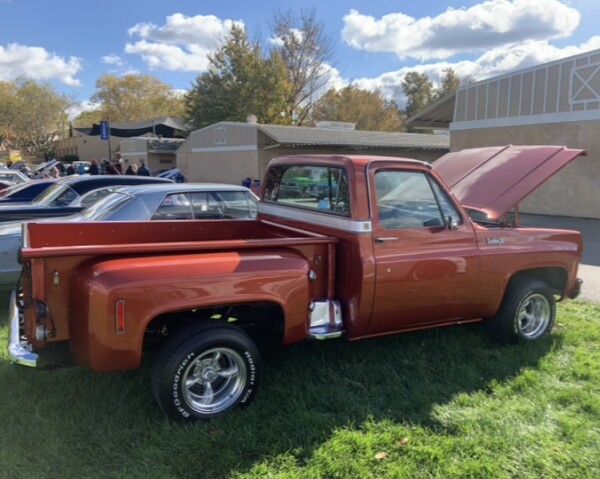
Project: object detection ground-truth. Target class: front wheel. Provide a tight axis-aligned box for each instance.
[486,277,556,344]
[152,321,260,421]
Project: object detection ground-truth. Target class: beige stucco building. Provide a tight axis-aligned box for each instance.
[53,133,182,174]
[177,121,450,185]
[410,48,600,220]
[53,132,115,163]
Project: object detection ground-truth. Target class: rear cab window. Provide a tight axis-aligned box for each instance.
[263,165,350,216]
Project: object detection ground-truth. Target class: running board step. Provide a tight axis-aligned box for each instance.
[308,299,344,340]
[308,324,344,340]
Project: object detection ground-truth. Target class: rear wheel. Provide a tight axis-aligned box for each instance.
[486,277,556,343]
[152,321,260,421]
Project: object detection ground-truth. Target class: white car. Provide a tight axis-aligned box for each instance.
[0,168,30,188]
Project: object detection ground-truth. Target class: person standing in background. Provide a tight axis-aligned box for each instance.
[125,162,138,175]
[89,160,100,175]
[137,162,151,176]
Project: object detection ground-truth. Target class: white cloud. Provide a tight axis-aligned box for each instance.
[351,37,600,107]
[125,40,212,72]
[322,64,348,92]
[101,54,125,66]
[0,43,82,86]
[125,13,244,72]
[99,54,139,77]
[66,100,101,120]
[269,28,305,47]
[342,0,581,61]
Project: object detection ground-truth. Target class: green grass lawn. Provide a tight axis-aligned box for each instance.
[0,296,598,479]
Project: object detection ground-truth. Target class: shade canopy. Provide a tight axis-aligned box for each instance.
[75,116,188,138]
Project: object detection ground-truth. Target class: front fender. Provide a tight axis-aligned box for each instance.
[69,249,311,371]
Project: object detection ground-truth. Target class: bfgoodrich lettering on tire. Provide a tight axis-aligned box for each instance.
[486,277,556,344]
[152,321,260,421]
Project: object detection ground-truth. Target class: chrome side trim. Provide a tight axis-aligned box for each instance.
[7,290,38,367]
[259,203,372,233]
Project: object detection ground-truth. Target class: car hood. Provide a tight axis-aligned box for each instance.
[433,145,586,219]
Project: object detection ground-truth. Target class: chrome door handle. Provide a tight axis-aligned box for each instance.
[375,236,398,244]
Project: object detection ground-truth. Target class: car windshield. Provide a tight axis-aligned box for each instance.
[80,192,134,220]
[0,171,27,184]
[32,183,78,206]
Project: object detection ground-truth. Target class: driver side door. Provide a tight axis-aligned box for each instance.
[368,165,481,334]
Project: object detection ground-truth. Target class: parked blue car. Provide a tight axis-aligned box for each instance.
[0,174,173,222]
[0,179,58,204]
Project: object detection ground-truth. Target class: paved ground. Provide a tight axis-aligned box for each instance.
[520,214,600,303]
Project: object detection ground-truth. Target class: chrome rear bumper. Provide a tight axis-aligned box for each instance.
[7,290,38,367]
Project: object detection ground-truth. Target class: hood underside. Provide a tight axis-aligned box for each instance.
[434,145,586,219]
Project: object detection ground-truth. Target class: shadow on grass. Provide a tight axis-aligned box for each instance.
[0,316,557,479]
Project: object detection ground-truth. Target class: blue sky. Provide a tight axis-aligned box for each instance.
[1,0,599,116]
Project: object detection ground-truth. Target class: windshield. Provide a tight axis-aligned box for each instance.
[32,183,78,207]
[0,171,27,184]
[80,192,134,220]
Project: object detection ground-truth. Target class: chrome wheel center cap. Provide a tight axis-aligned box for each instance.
[202,367,217,382]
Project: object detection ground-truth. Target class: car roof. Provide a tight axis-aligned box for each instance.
[54,175,172,194]
[101,182,253,196]
[55,174,171,186]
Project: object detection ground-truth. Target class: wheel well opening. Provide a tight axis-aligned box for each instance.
[510,267,567,297]
[143,302,285,351]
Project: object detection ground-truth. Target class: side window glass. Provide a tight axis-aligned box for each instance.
[430,179,463,226]
[375,170,444,229]
[152,193,193,220]
[190,192,223,219]
[210,191,255,218]
[50,188,77,207]
[80,188,116,208]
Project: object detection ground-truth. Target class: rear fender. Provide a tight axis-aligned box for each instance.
[69,249,312,371]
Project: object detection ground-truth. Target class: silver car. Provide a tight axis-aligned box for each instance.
[0,183,258,290]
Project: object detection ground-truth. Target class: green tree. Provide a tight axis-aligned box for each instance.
[312,85,405,132]
[269,8,335,126]
[402,71,437,123]
[185,25,289,129]
[0,81,19,151]
[89,74,185,123]
[0,78,70,157]
[402,68,469,132]
[437,67,462,99]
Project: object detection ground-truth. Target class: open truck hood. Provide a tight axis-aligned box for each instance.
[434,145,586,219]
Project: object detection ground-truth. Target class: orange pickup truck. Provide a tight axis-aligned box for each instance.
[8,145,584,421]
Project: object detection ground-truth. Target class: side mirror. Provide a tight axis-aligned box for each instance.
[446,216,459,230]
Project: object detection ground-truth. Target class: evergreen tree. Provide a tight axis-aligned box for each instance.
[185,25,289,129]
